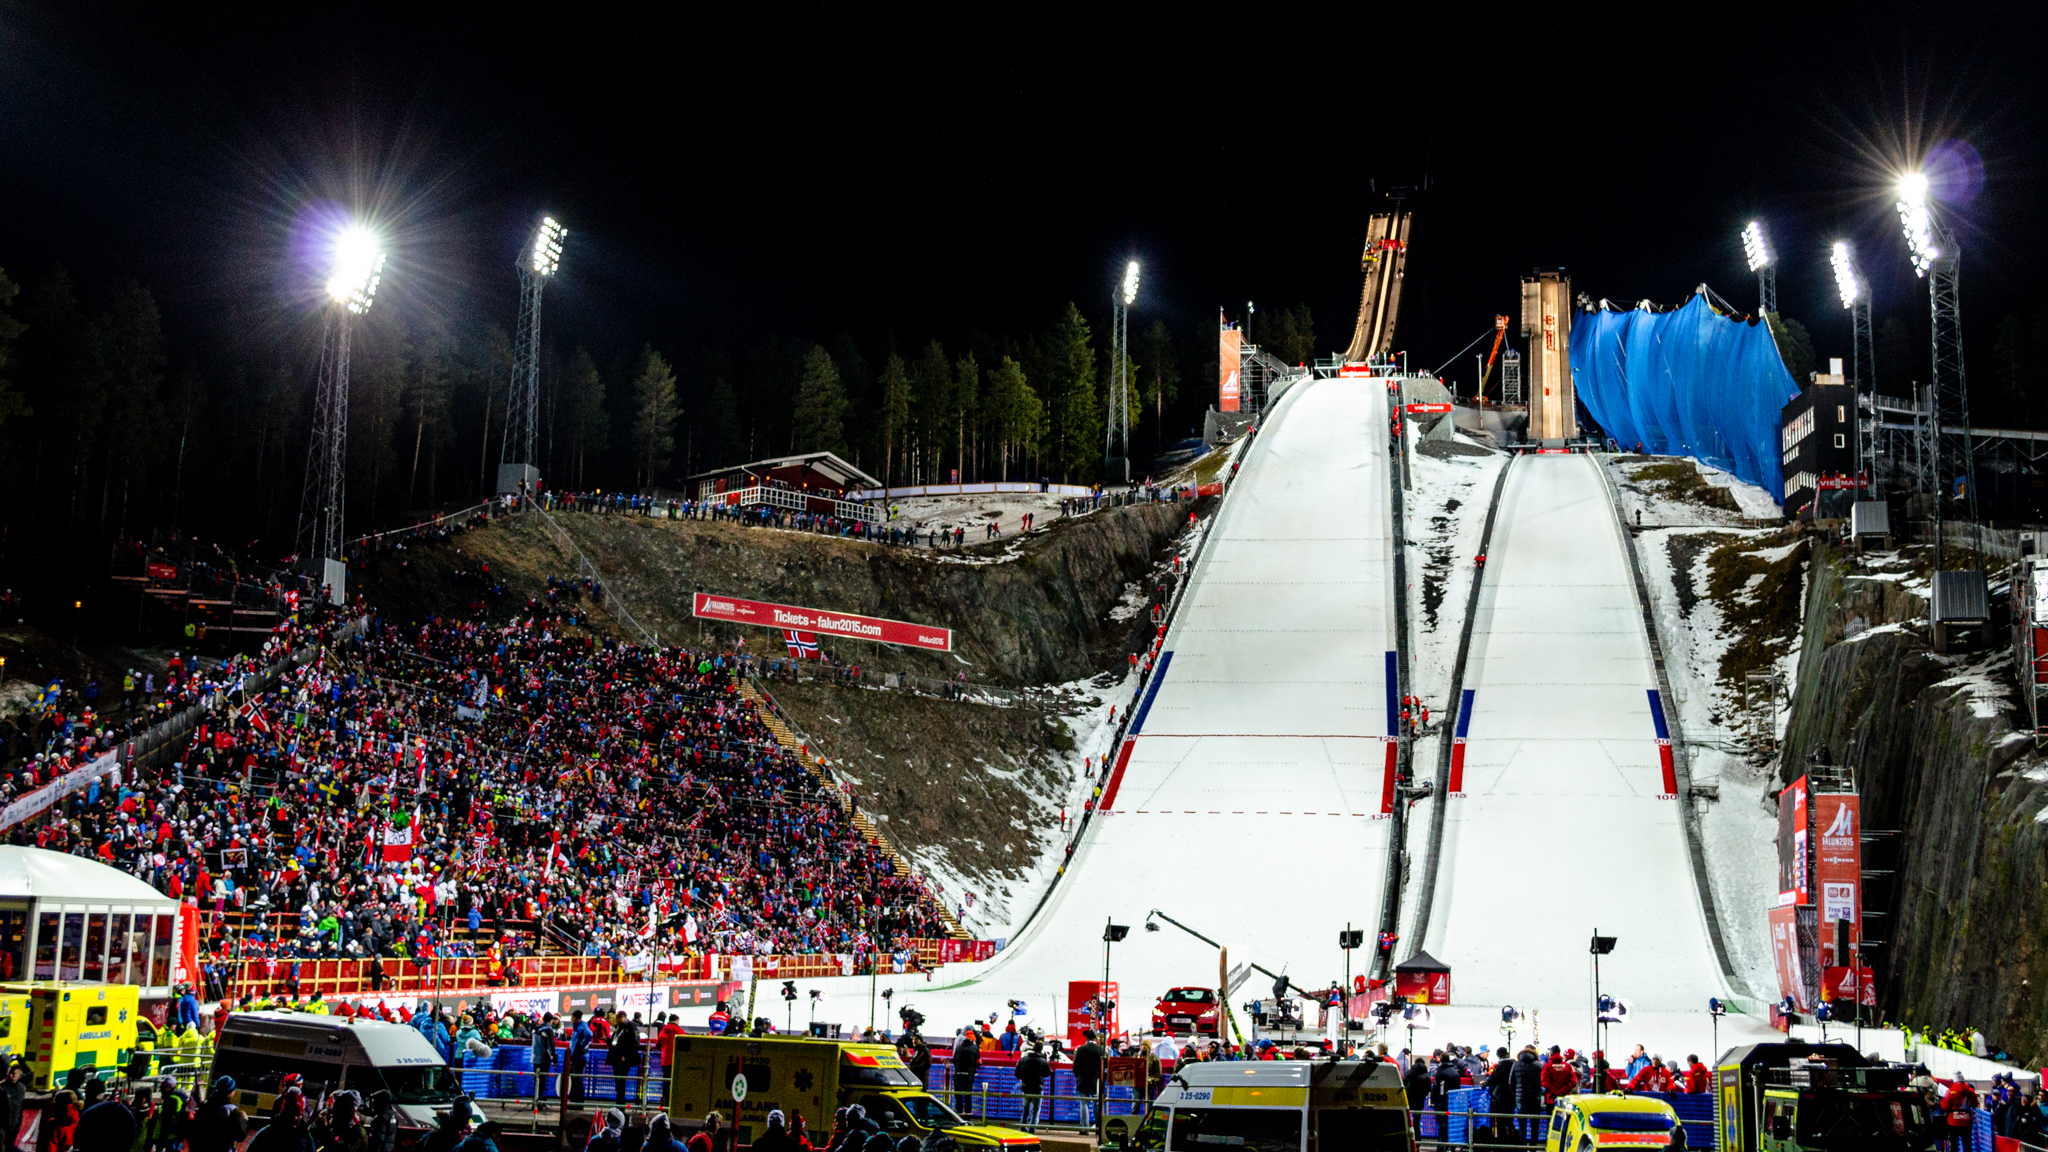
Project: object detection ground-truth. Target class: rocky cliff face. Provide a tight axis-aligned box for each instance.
[1781,542,2048,1065]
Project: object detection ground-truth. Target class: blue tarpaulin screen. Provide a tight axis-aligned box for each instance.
[1570,293,1801,503]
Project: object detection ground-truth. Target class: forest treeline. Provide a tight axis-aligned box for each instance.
[0,260,1321,598]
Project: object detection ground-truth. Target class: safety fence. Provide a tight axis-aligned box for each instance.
[847,481,1095,500]
[531,502,660,646]
[346,498,500,549]
[698,484,880,525]
[1412,1088,1713,1149]
[924,1059,1143,1128]
[431,1041,1144,1130]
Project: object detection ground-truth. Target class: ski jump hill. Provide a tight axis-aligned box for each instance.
[798,376,1770,1057]
[975,372,1402,1010]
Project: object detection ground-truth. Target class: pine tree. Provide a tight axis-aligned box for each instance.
[1041,303,1098,482]
[629,347,680,489]
[912,341,952,483]
[985,355,1039,481]
[791,345,848,455]
[563,348,607,489]
[1135,320,1180,446]
[1767,313,1817,386]
[953,353,979,483]
[877,353,911,486]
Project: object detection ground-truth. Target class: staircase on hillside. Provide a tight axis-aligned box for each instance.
[738,679,971,940]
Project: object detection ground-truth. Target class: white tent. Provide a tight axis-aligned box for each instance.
[0,846,181,995]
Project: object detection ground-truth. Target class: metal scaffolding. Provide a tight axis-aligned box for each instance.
[1928,248,1976,521]
[297,310,352,589]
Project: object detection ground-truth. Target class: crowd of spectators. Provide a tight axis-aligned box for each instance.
[5,587,954,989]
[0,644,293,814]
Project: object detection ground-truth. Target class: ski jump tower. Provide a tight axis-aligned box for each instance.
[1345,208,1412,364]
[1521,270,1576,440]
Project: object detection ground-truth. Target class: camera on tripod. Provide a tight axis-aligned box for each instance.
[898,1004,926,1033]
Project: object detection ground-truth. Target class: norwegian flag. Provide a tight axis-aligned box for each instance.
[783,630,820,659]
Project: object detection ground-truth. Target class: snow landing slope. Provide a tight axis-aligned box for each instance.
[1422,453,1727,1019]
[956,374,1400,1004]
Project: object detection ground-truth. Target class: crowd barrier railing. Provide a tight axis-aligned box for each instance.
[205,943,990,1002]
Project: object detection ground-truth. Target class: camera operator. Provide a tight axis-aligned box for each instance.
[895,1010,932,1087]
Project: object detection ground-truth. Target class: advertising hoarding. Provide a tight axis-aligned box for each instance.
[692,593,952,652]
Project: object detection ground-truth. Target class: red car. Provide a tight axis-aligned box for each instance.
[1152,987,1221,1036]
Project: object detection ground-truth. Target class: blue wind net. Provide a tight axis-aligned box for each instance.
[1570,292,1801,502]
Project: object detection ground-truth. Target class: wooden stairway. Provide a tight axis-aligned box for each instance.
[738,680,972,940]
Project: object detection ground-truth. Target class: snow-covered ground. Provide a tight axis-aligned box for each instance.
[783,376,1399,1040]
[732,416,1788,1057]
[1421,452,1732,1030]
[1628,508,1787,1001]
[1402,440,1508,716]
[1694,461,1785,520]
[1608,455,1781,528]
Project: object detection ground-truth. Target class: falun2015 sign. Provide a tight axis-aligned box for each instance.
[691,592,953,652]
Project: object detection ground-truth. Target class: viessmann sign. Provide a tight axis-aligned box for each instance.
[691,592,953,652]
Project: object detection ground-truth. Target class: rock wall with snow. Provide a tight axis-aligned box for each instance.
[1780,541,2048,1065]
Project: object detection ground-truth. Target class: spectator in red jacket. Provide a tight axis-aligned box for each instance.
[1939,1077,1979,1145]
[1684,1055,1711,1094]
[1540,1049,1577,1103]
[1627,1058,1675,1093]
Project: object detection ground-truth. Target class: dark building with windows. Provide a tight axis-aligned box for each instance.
[1780,365,1857,518]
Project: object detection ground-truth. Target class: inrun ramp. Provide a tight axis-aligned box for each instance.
[1420,453,1725,1018]
[971,375,1400,1001]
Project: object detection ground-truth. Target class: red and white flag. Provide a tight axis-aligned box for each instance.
[381,807,418,862]
[784,630,820,659]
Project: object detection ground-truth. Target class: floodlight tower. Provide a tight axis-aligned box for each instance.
[500,215,566,495]
[297,223,385,605]
[1741,220,1776,316]
[1898,172,1977,523]
[1105,261,1140,484]
[1831,241,1879,490]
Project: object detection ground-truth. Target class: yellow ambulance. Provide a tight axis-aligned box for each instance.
[666,1035,1038,1149]
[21,982,148,1090]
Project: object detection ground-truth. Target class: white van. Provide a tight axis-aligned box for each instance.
[209,1011,469,1130]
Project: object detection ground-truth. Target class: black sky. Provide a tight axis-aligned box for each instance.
[2,3,2044,391]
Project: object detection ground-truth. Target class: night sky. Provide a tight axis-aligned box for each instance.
[3,4,2043,396]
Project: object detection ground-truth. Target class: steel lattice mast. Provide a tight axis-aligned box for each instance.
[1105,261,1139,484]
[296,225,384,604]
[1899,175,1976,523]
[1742,219,1776,317]
[1832,242,1880,490]
[499,215,565,495]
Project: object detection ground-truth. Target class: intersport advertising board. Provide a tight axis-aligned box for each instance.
[692,593,952,652]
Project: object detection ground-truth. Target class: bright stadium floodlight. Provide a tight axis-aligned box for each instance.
[1741,219,1774,272]
[1121,260,1141,305]
[326,224,386,314]
[529,215,567,276]
[1897,172,1940,277]
[1830,241,1862,309]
